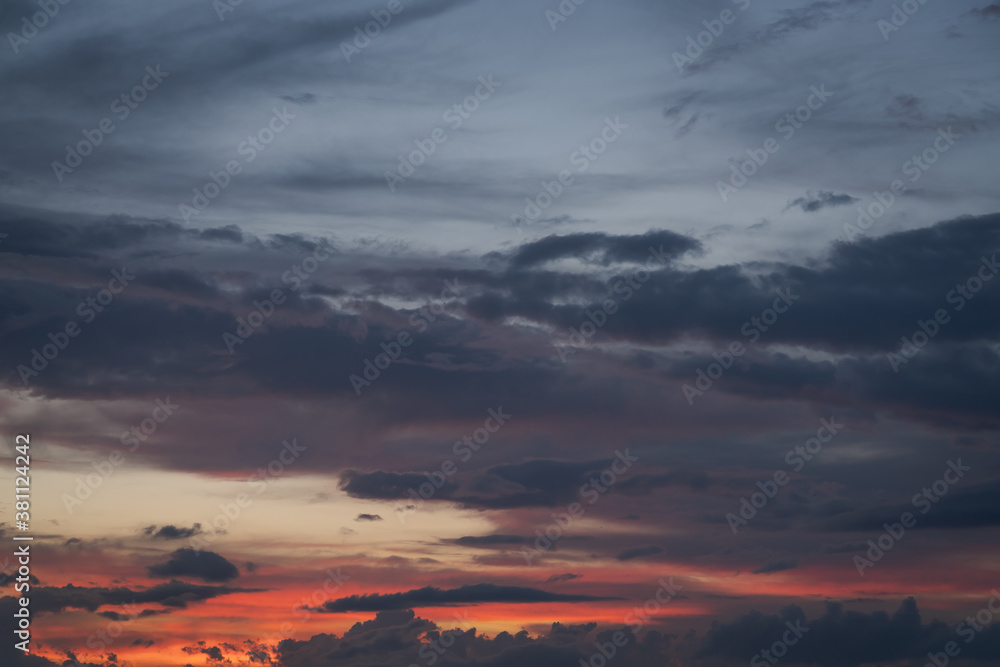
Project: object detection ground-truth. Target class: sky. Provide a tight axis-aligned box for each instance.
[1,0,1000,666]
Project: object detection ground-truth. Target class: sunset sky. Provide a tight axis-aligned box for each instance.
[2,1,1000,666]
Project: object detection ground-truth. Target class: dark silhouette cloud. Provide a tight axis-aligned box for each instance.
[142,524,203,540]
[786,191,860,212]
[752,559,798,574]
[147,549,240,582]
[454,535,526,547]
[310,584,621,612]
[700,598,1000,666]
[615,546,664,561]
[506,230,701,269]
[1,579,253,615]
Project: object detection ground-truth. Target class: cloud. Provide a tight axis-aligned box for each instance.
[545,573,583,583]
[685,0,873,74]
[0,579,255,615]
[969,3,1000,21]
[821,543,868,554]
[354,513,383,522]
[341,459,619,510]
[752,559,798,574]
[147,549,240,582]
[454,535,526,547]
[826,480,1000,531]
[339,470,458,500]
[273,610,685,667]
[142,524,203,540]
[700,598,1000,665]
[785,191,860,213]
[281,93,319,105]
[310,584,621,612]
[506,230,700,269]
[886,94,924,122]
[278,600,996,667]
[97,608,164,621]
[616,546,664,561]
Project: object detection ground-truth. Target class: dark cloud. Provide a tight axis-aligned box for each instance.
[452,459,616,509]
[821,543,868,555]
[283,600,998,667]
[0,213,243,259]
[98,608,164,621]
[685,0,872,74]
[310,584,620,612]
[0,0,996,664]
[1,579,255,615]
[274,610,688,667]
[142,524,203,540]
[454,535,526,547]
[969,3,1000,21]
[886,94,925,122]
[505,230,700,269]
[2,210,999,467]
[700,598,1000,666]
[339,470,458,500]
[752,559,798,574]
[340,459,620,510]
[616,471,712,494]
[147,549,240,582]
[826,480,1000,531]
[616,546,664,561]
[281,93,319,105]
[785,191,860,213]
